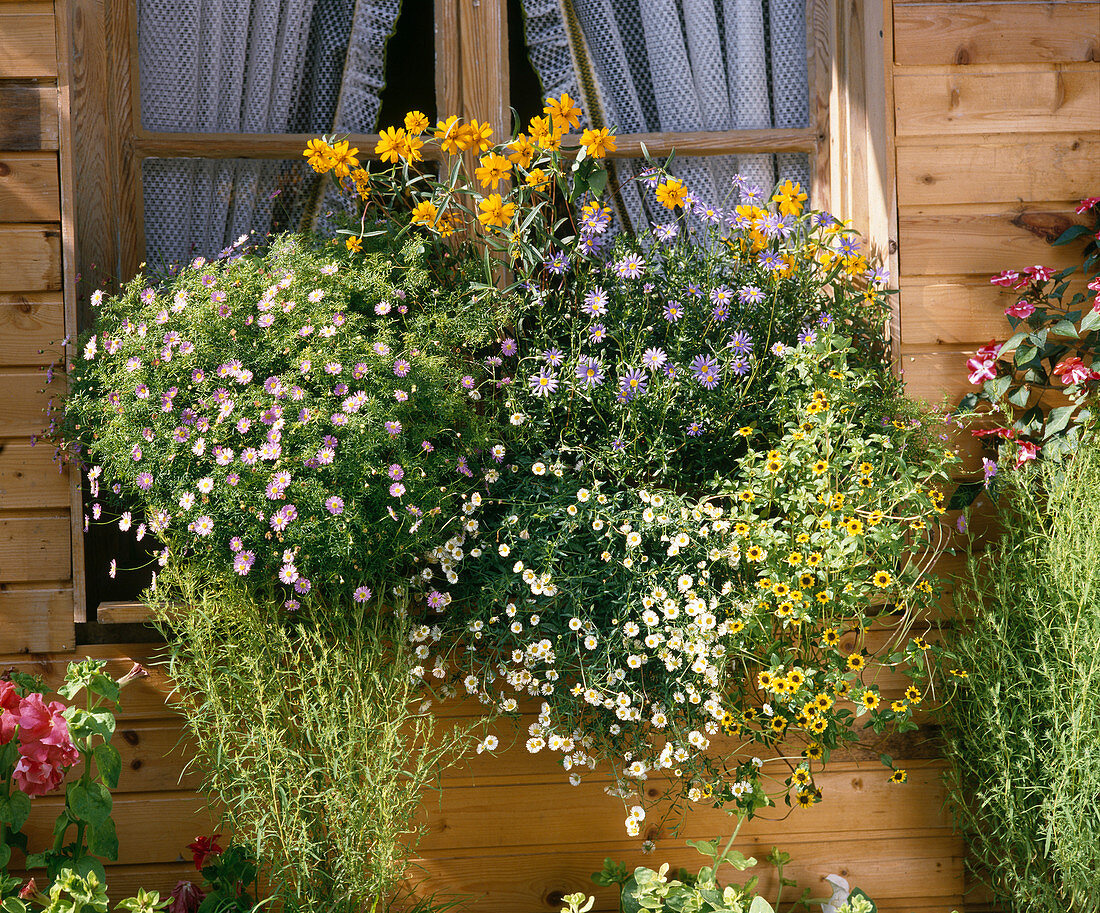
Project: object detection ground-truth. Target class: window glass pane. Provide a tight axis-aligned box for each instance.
[137,0,412,135]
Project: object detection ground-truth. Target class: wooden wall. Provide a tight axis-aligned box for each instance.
[0,0,77,652]
[0,0,1096,910]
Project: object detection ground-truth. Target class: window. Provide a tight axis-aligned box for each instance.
[68,0,891,616]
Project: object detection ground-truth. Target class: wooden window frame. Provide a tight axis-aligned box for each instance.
[66,0,895,622]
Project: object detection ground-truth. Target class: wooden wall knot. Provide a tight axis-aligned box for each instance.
[1010,211,1074,244]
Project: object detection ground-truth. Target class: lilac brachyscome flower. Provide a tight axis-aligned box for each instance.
[728,331,753,355]
[797,327,818,346]
[575,357,605,388]
[730,356,751,377]
[663,301,684,323]
[501,338,518,357]
[589,324,608,343]
[642,348,667,371]
[739,286,765,305]
[529,369,559,398]
[613,255,645,280]
[543,348,564,367]
[619,368,647,399]
[545,251,570,275]
[393,359,411,377]
[690,355,721,390]
[325,496,345,515]
[353,586,372,603]
[584,286,609,317]
[233,551,255,575]
[385,420,402,437]
[387,464,404,481]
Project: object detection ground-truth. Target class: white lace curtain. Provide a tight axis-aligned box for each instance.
[138,0,401,267]
[521,0,810,231]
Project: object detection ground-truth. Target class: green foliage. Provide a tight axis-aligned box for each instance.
[944,436,1100,911]
[152,565,472,913]
[578,827,880,913]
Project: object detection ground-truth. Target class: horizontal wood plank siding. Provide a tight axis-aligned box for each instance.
[0,3,57,77]
[0,83,60,151]
[893,2,1100,66]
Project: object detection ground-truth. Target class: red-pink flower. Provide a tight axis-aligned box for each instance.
[1005,299,1035,319]
[1053,356,1097,386]
[0,681,19,745]
[967,357,997,385]
[187,834,223,870]
[1075,196,1100,215]
[990,270,1027,290]
[977,340,1002,360]
[1016,440,1040,465]
[169,881,206,913]
[1024,265,1054,283]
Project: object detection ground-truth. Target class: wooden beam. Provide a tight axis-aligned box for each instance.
[54,0,85,624]
[0,224,61,291]
[0,151,60,221]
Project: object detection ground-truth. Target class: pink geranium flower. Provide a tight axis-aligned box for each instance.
[1005,299,1035,319]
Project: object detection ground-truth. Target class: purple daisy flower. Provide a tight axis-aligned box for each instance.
[663,300,684,323]
[545,251,570,275]
[393,359,411,377]
[233,551,255,575]
[729,356,751,376]
[353,586,372,603]
[136,472,153,490]
[642,348,667,371]
[325,496,345,515]
[387,464,404,481]
[690,354,721,390]
[529,369,559,398]
[711,302,730,322]
[501,337,518,357]
[619,368,647,399]
[543,348,564,367]
[389,482,406,498]
[575,357,605,388]
[797,327,818,346]
[583,287,609,317]
[710,285,734,306]
[385,420,402,437]
[687,421,704,437]
[728,331,753,355]
[739,285,765,305]
[613,255,645,280]
[588,324,608,343]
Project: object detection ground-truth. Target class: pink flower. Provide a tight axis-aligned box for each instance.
[11,694,79,796]
[967,357,997,385]
[1075,196,1100,215]
[1005,299,1035,319]
[1024,265,1054,283]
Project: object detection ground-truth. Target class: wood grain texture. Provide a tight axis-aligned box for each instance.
[0,152,60,220]
[412,833,965,912]
[0,369,61,436]
[0,292,65,364]
[0,224,61,290]
[0,645,177,720]
[0,83,59,151]
[0,587,73,652]
[0,439,68,508]
[0,514,70,582]
[0,3,57,77]
[894,2,1100,66]
[893,66,1100,137]
[896,134,1100,207]
[898,206,1086,277]
[900,276,1015,346]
